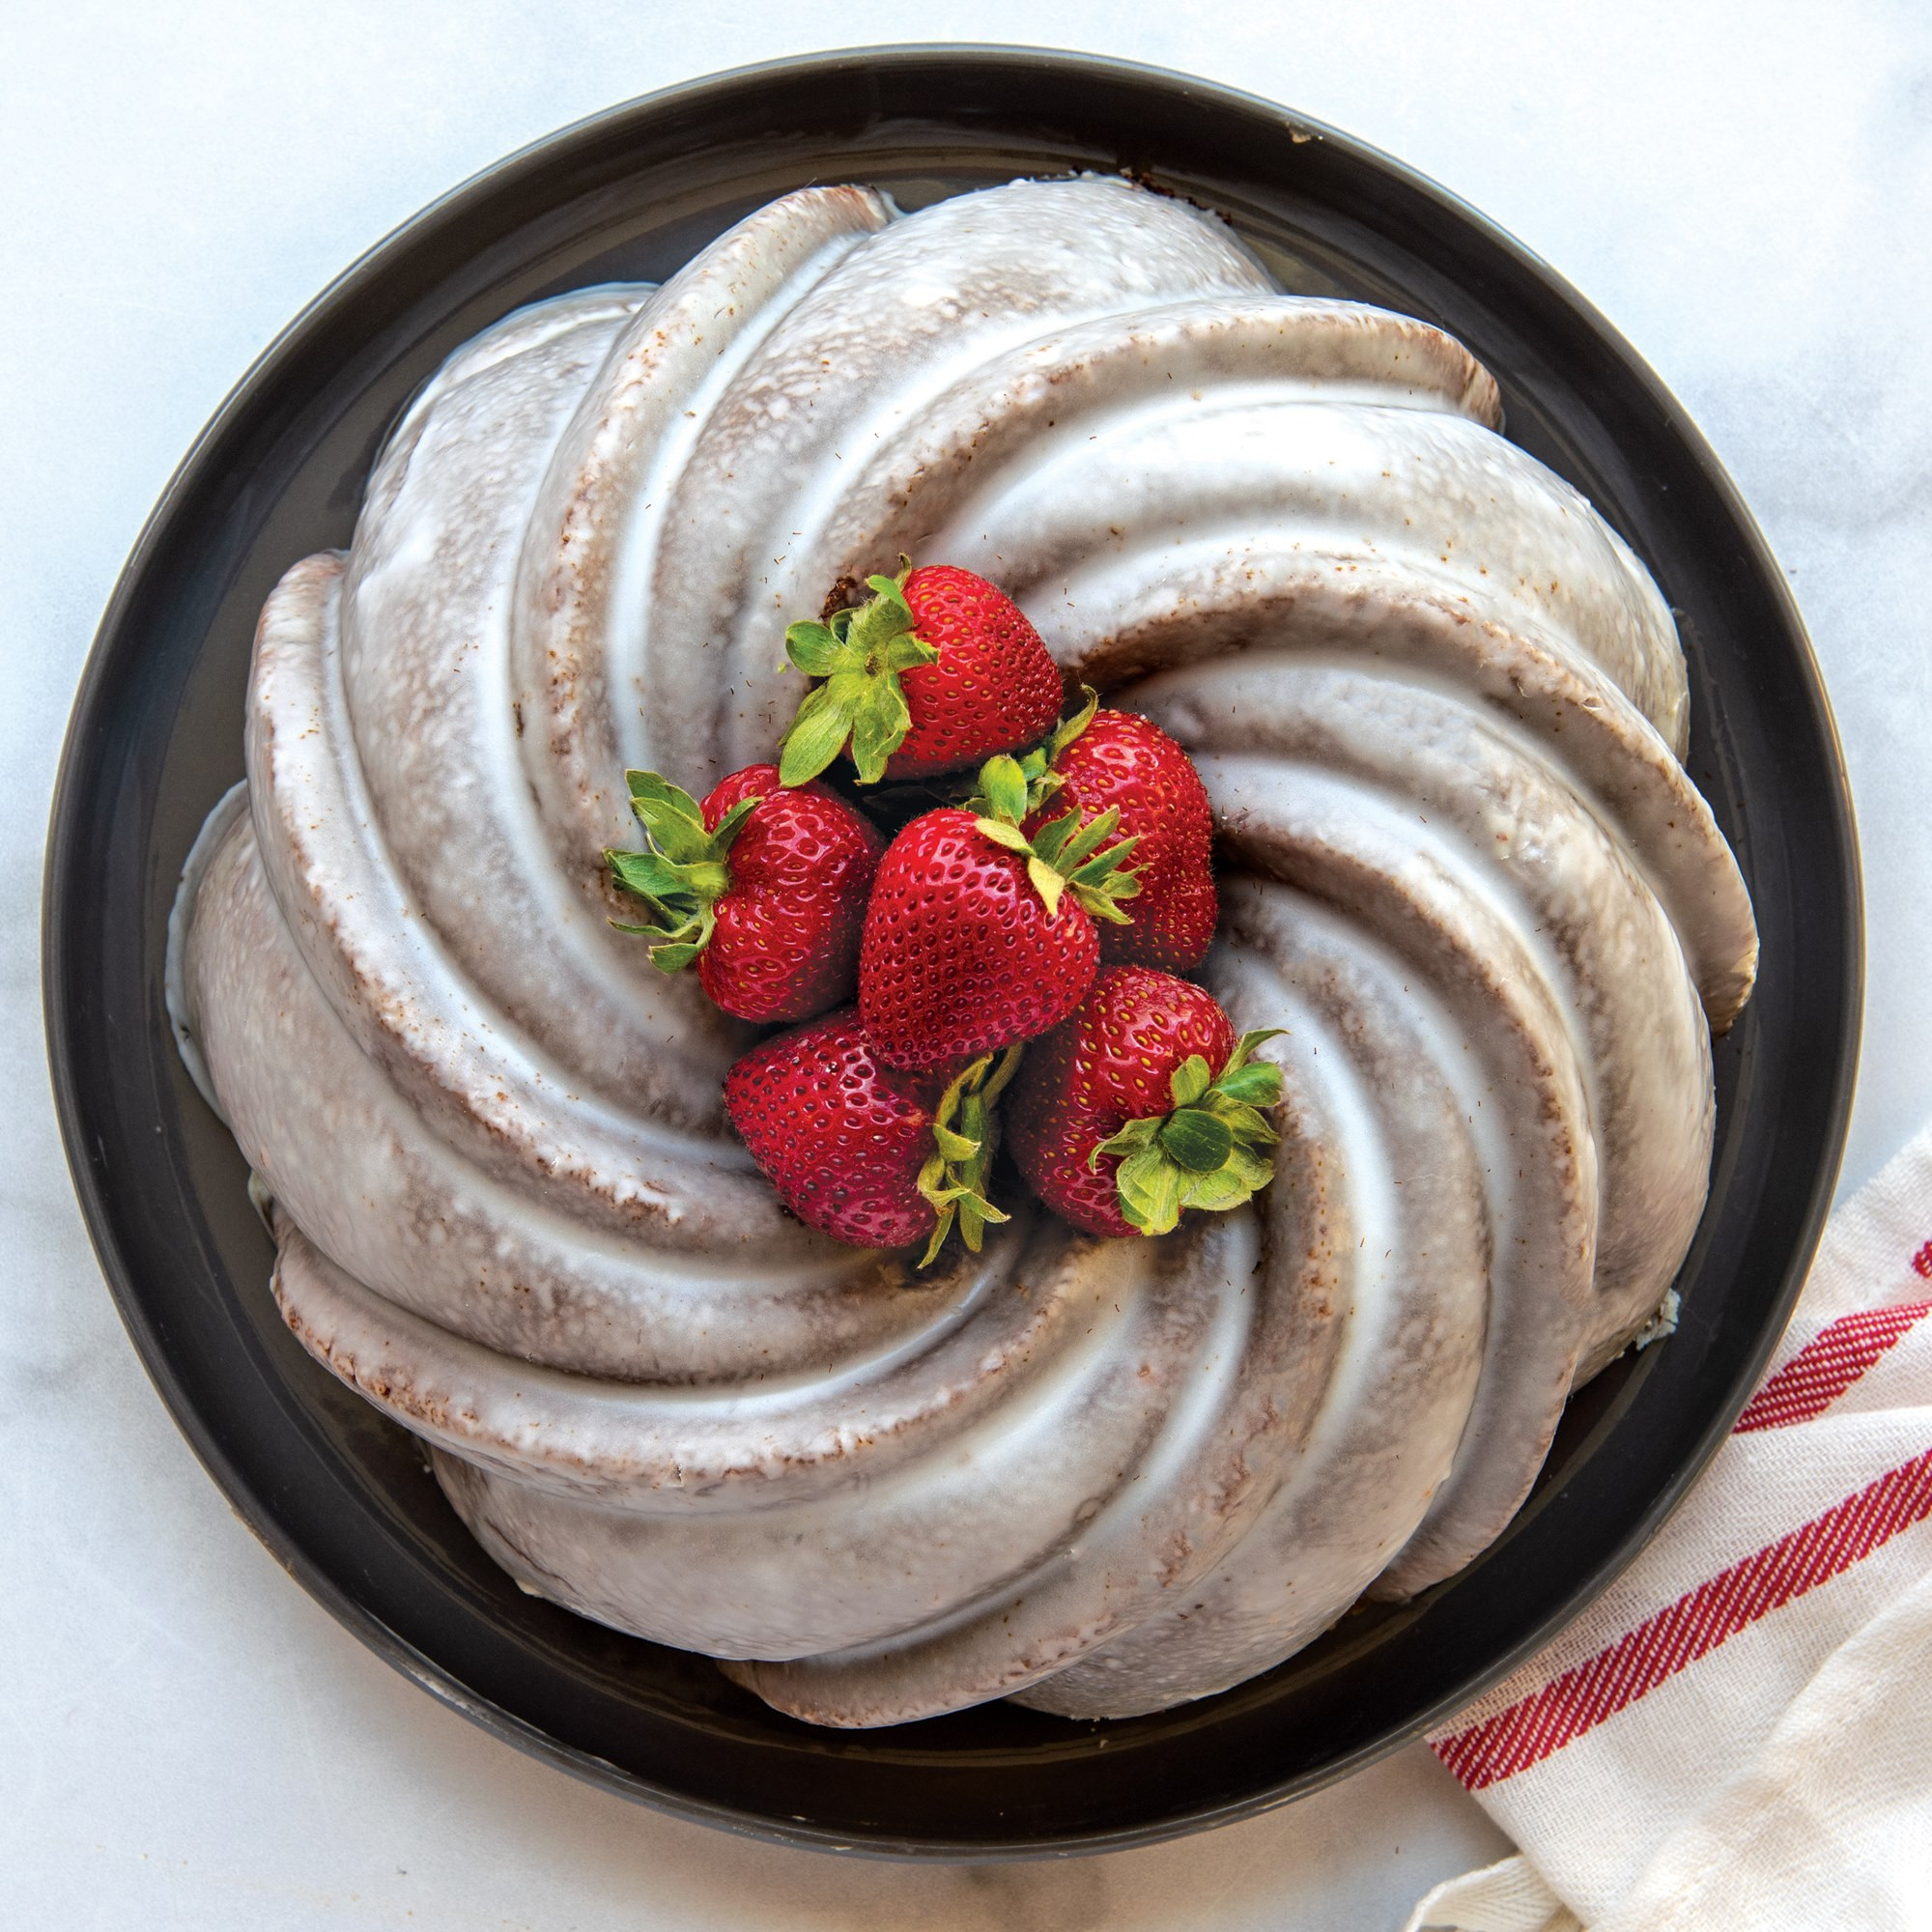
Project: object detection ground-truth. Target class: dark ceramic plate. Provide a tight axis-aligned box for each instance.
[44,47,1860,1858]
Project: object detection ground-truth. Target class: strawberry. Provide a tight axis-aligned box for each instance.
[606,763,882,1023]
[777,561,1064,786]
[858,754,1142,1068]
[724,1009,1020,1262]
[1021,697,1218,971]
[1009,967,1284,1238]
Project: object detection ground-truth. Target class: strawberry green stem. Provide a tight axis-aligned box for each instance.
[968,750,1142,924]
[1090,1030,1288,1236]
[777,559,941,786]
[917,1042,1024,1266]
[604,771,758,973]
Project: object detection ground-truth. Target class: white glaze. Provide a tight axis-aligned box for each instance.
[169,176,1756,1724]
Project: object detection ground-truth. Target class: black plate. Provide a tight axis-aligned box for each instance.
[43,46,1861,1858]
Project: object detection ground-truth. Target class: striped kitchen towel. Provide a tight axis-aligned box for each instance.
[1405,1120,1932,1932]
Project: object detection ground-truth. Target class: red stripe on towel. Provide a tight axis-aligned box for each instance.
[1435,1448,1932,1790]
[1733,1301,1930,1434]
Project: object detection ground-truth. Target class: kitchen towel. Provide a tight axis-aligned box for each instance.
[1405,1119,1932,1931]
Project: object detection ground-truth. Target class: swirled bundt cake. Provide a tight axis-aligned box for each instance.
[168,177,1756,1725]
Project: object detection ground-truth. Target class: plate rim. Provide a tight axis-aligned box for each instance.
[43,42,1863,1860]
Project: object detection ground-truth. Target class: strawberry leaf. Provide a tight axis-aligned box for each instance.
[1090,1113,1160,1170]
[624,772,717,864]
[1048,685,1100,762]
[783,620,857,678]
[1232,1143,1276,1185]
[1158,1107,1235,1174]
[1169,1055,1213,1109]
[626,769,695,804]
[606,768,758,972]
[876,631,939,674]
[850,680,913,786]
[606,848,685,900]
[1027,853,1068,918]
[777,685,853,786]
[977,753,1031,827]
[1206,1099,1278,1145]
[1116,1147,1184,1236]
[1224,1028,1288,1075]
[972,816,1032,853]
[1028,808,1079,868]
[1178,1166,1252,1213]
[1067,838,1139,891]
[708,793,761,852]
[1066,835,1141,923]
[1210,1063,1275,1106]
[647,938,707,975]
[1055,804,1122,870]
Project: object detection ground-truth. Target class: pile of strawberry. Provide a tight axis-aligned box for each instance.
[608,562,1283,1264]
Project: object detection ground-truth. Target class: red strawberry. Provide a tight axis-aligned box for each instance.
[858,754,1141,1068]
[777,561,1064,786]
[724,1009,1019,1262]
[1009,967,1284,1238]
[606,763,882,1023]
[1023,700,1218,971]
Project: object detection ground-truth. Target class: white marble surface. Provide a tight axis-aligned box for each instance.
[6,4,1930,1926]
